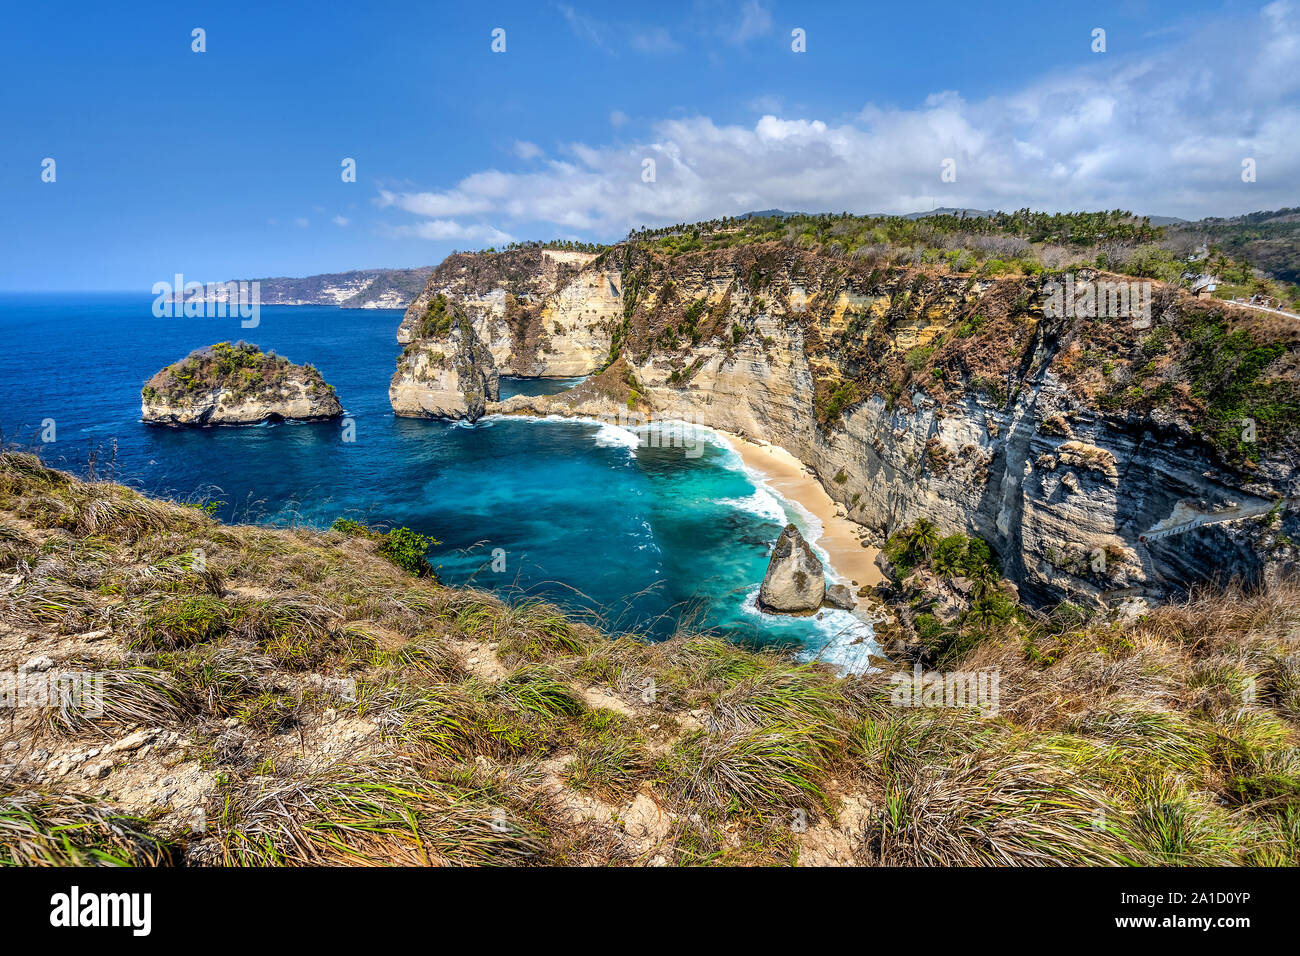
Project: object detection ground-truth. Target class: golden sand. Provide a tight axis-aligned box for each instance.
[717,430,882,590]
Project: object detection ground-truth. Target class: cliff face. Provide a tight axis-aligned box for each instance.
[389,299,500,420]
[173,268,434,309]
[142,343,342,426]
[393,241,1300,605]
[392,249,620,396]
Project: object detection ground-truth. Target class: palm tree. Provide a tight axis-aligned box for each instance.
[932,549,960,578]
[906,519,940,564]
[967,596,1011,631]
[969,562,1000,602]
[931,537,965,578]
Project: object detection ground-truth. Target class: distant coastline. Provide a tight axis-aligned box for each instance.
[164,267,434,310]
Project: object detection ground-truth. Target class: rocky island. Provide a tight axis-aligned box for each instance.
[141,342,342,426]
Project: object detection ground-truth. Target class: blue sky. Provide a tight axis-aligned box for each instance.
[1,0,1296,290]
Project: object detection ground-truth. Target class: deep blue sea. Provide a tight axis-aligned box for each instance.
[0,293,874,669]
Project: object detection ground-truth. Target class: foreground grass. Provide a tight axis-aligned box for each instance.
[1,451,1298,866]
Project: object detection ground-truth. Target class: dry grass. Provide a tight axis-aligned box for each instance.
[0,787,169,866]
[2,451,1299,866]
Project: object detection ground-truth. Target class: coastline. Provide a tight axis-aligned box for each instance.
[715,430,883,595]
[485,408,885,599]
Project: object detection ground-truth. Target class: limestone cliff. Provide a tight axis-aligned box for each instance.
[389,295,499,420]
[392,238,1300,606]
[394,247,621,376]
[142,342,342,426]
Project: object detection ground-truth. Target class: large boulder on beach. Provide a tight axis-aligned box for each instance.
[823,583,856,609]
[758,524,826,613]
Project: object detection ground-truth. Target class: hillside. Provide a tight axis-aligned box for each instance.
[173,268,436,309]
[2,452,1298,866]
[391,214,1300,608]
[1166,208,1300,287]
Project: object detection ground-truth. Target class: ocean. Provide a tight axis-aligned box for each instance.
[0,292,875,670]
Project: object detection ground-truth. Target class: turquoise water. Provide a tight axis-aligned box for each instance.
[0,293,874,669]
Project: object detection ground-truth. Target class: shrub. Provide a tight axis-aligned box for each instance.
[331,518,438,579]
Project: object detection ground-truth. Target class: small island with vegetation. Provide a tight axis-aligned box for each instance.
[141,342,343,426]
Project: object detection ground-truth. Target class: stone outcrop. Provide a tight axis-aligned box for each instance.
[141,342,342,426]
[758,524,826,612]
[823,583,856,609]
[392,238,1300,607]
[389,296,499,421]
[394,247,620,377]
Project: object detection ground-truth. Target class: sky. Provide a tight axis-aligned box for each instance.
[1,0,1297,290]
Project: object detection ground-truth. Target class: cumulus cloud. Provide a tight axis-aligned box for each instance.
[378,1,1300,242]
[512,140,544,160]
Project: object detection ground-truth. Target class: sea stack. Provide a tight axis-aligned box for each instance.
[389,293,499,421]
[141,342,343,426]
[758,523,826,613]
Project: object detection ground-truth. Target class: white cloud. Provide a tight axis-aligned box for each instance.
[558,4,686,55]
[332,215,350,227]
[630,27,682,54]
[726,1,773,45]
[609,109,628,128]
[557,3,606,48]
[377,2,1300,239]
[376,187,491,218]
[384,219,515,246]
[294,217,310,228]
[512,140,544,160]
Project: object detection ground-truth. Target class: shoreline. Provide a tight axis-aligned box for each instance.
[715,430,883,597]
[484,408,885,600]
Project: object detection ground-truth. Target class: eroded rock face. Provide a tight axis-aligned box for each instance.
[141,343,342,426]
[394,248,620,377]
[397,241,1300,607]
[389,300,500,421]
[758,524,826,613]
[823,584,856,609]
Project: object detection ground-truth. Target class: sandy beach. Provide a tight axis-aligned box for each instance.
[717,430,883,593]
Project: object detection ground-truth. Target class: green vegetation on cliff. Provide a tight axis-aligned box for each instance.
[416,293,454,339]
[627,208,1300,310]
[330,517,438,579]
[881,521,1017,665]
[141,342,334,405]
